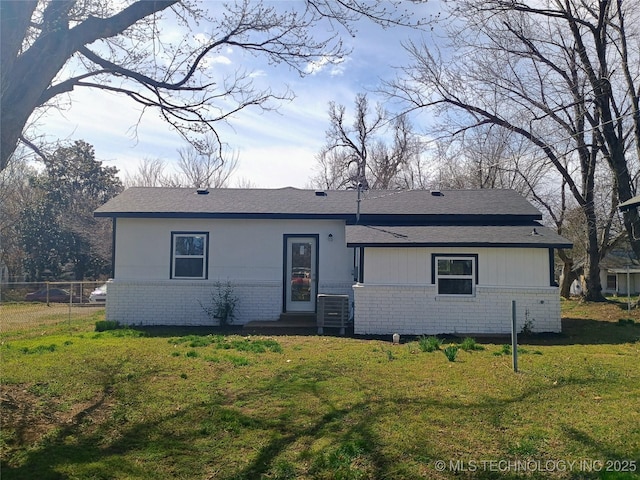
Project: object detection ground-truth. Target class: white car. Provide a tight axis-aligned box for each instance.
[89,283,108,303]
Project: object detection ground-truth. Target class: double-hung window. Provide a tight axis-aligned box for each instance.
[433,255,477,295]
[171,232,208,279]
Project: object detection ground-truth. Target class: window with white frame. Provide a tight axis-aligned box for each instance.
[171,232,208,279]
[433,255,477,295]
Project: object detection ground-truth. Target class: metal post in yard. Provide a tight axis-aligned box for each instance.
[627,265,631,313]
[69,282,73,326]
[46,281,50,306]
[511,300,518,373]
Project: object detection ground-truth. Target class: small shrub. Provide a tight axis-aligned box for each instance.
[95,320,121,332]
[385,349,395,361]
[180,373,188,379]
[443,345,459,362]
[460,337,485,351]
[521,319,535,335]
[185,350,199,358]
[418,335,442,352]
[200,281,239,326]
[500,344,512,355]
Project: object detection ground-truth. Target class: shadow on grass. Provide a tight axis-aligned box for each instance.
[125,315,640,347]
[393,318,640,347]
[2,352,635,480]
[519,318,640,346]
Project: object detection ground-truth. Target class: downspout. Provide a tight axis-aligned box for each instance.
[110,217,117,279]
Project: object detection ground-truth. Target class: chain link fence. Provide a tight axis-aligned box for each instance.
[0,281,107,333]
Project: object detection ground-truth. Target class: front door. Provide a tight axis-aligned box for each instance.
[285,236,318,312]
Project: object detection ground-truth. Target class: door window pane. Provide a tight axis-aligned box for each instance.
[291,242,311,301]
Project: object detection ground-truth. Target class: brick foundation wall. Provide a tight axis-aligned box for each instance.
[353,284,561,335]
[106,280,282,326]
[106,280,355,326]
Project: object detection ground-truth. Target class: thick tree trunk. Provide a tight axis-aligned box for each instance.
[583,250,603,301]
[583,206,605,301]
[558,251,576,299]
[0,0,178,170]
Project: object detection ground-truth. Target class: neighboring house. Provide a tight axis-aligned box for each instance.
[94,187,571,334]
[572,250,640,296]
[600,250,640,296]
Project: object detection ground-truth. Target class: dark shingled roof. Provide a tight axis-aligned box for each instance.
[95,187,543,224]
[346,225,572,248]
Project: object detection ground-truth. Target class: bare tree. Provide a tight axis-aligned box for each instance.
[434,125,550,192]
[311,93,425,190]
[1,0,423,171]
[125,138,239,189]
[176,138,239,188]
[234,177,259,188]
[123,158,168,189]
[388,0,640,301]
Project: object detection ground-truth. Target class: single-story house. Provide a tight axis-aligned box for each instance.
[94,187,572,334]
[600,251,640,296]
[572,250,640,296]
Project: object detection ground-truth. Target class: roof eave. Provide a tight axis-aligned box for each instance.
[347,242,573,249]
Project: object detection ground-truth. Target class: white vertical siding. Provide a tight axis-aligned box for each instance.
[115,218,353,283]
[108,217,355,325]
[364,247,550,287]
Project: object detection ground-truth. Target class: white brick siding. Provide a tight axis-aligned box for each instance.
[106,280,281,326]
[106,280,355,326]
[353,284,561,335]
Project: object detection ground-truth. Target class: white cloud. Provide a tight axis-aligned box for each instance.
[249,70,267,78]
[304,56,347,76]
[233,145,317,188]
[209,55,232,65]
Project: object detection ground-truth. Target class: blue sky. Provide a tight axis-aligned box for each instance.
[37,1,441,188]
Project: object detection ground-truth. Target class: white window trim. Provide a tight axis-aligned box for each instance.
[171,232,208,280]
[434,255,476,296]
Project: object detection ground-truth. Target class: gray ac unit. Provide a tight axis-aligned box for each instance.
[316,294,350,335]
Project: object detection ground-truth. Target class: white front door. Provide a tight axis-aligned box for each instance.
[285,236,317,312]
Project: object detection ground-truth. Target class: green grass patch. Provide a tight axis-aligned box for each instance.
[442,344,459,362]
[20,343,57,354]
[459,337,485,351]
[95,320,121,332]
[1,300,639,479]
[417,335,442,352]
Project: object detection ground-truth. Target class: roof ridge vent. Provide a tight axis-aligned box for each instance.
[430,190,443,196]
[315,191,327,197]
[196,187,209,195]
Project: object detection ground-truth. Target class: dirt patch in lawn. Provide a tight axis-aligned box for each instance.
[1,383,114,459]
